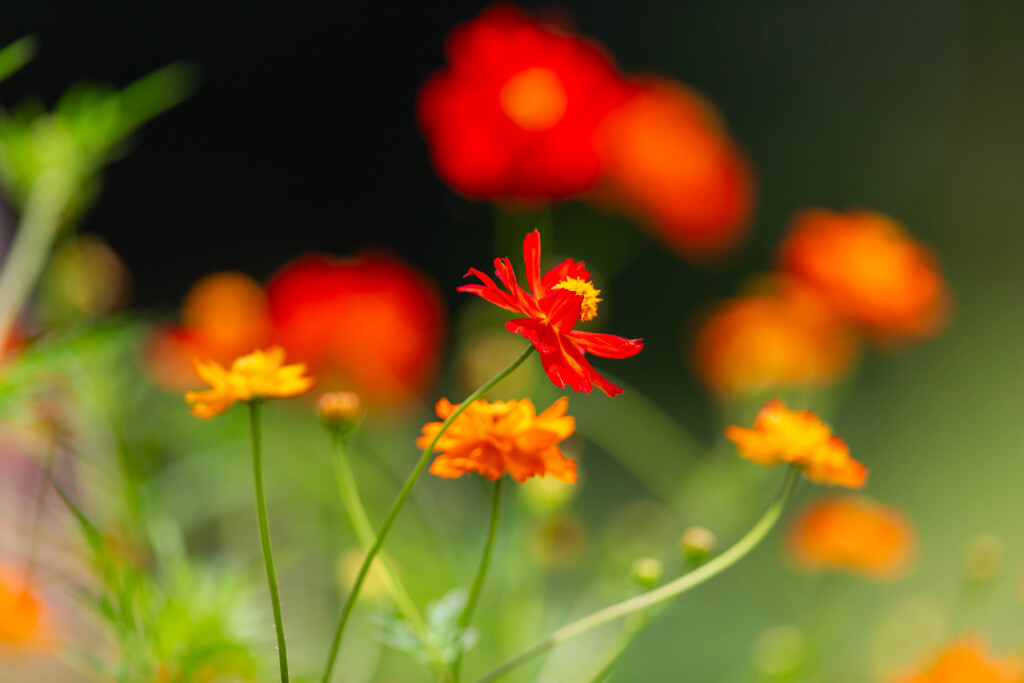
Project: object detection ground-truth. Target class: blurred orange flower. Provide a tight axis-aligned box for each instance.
[419,396,577,483]
[0,567,49,651]
[459,230,642,397]
[725,399,867,488]
[417,5,630,200]
[266,253,445,408]
[778,209,949,342]
[788,495,914,579]
[891,639,1024,683]
[185,346,314,419]
[595,78,755,257]
[692,278,858,396]
[145,272,273,390]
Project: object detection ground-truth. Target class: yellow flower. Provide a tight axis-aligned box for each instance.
[185,346,314,418]
[418,396,577,483]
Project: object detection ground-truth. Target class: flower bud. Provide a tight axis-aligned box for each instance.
[963,533,1004,585]
[631,557,664,588]
[318,391,363,440]
[680,526,717,567]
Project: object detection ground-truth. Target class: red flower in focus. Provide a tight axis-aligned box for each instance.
[417,5,630,200]
[778,209,949,342]
[267,253,446,408]
[595,78,755,257]
[459,230,642,397]
[144,272,273,390]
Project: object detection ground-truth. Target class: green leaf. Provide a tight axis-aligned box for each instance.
[0,37,36,85]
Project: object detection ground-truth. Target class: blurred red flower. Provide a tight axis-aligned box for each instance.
[266,253,446,408]
[778,209,949,343]
[459,230,642,397]
[417,5,630,200]
[595,78,755,257]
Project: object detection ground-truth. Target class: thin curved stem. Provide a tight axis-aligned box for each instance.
[580,611,648,683]
[250,401,289,683]
[453,478,503,682]
[471,466,801,683]
[331,436,427,632]
[321,344,535,683]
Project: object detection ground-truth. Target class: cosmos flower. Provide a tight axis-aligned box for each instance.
[458,230,642,397]
[266,253,446,408]
[0,567,49,651]
[890,639,1024,683]
[595,77,755,257]
[419,396,577,483]
[778,209,949,343]
[185,346,314,419]
[692,277,858,396]
[725,399,867,488]
[787,495,915,579]
[417,4,631,200]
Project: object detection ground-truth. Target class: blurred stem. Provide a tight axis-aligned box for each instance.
[249,400,290,683]
[321,345,535,683]
[330,436,428,632]
[22,444,56,588]
[453,478,503,682]
[471,466,801,683]
[0,172,74,349]
[580,611,648,683]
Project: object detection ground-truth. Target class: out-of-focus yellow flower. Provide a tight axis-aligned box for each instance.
[787,496,915,579]
[778,209,949,343]
[185,346,314,419]
[692,278,858,396]
[890,639,1024,683]
[0,567,50,651]
[418,396,577,483]
[725,399,867,489]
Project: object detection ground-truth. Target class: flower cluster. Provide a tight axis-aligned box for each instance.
[787,495,915,579]
[725,399,867,488]
[149,252,445,408]
[418,4,752,258]
[460,230,642,396]
[419,396,577,483]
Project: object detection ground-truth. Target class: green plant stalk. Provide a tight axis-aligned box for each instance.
[0,171,73,350]
[581,611,648,683]
[472,465,801,683]
[321,344,535,683]
[453,478,504,682]
[331,436,428,632]
[249,401,290,683]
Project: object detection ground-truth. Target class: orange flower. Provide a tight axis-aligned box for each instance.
[418,396,577,483]
[267,253,446,409]
[692,278,858,395]
[0,567,49,651]
[891,639,1024,683]
[185,346,314,419]
[787,495,914,579]
[725,399,867,488]
[778,209,949,342]
[459,230,642,397]
[144,272,273,390]
[417,5,631,200]
[595,78,754,257]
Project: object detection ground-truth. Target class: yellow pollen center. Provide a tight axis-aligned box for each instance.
[499,67,569,132]
[553,277,601,322]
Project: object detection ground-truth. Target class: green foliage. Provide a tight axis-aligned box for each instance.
[0,61,194,217]
[0,36,37,85]
[375,588,478,671]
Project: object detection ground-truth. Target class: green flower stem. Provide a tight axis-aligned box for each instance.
[580,611,648,683]
[0,172,73,349]
[453,477,504,682]
[330,435,427,632]
[249,401,290,683]
[471,466,801,683]
[321,344,535,683]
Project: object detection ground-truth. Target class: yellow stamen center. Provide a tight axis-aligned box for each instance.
[499,67,568,132]
[553,277,601,322]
